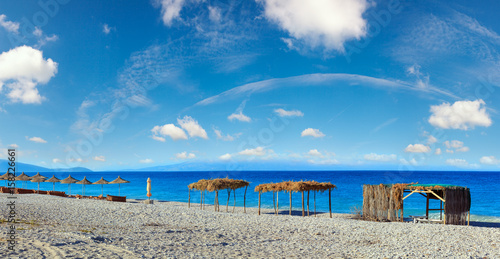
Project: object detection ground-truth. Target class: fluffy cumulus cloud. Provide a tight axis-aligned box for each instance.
[177,116,208,139]
[175,151,196,159]
[155,0,186,26]
[274,108,304,117]
[219,153,232,160]
[428,100,492,130]
[307,149,323,157]
[93,156,106,162]
[238,146,267,156]
[364,153,397,162]
[151,124,188,141]
[427,135,437,144]
[52,158,61,163]
[435,148,442,155]
[444,140,469,153]
[257,0,369,52]
[405,144,431,153]
[446,158,469,167]
[0,46,58,104]
[28,136,47,143]
[0,14,19,33]
[301,128,325,138]
[228,112,251,122]
[140,158,154,164]
[480,156,500,165]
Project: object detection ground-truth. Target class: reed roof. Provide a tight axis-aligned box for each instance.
[255,180,336,192]
[188,178,250,192]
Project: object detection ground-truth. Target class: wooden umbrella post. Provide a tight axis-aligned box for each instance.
[314,191,316,217]
[329,188,332,218]
[200,191,203,209]
[188,188,191,208]
[289,191,292,215]
[301,191,305,217]
[232,189,236,213]
[258,191,261,215]
[226,189,231,212]
[273,191,276,215]
[215,191,218,212]
[276,191,279,215]
[307,190,310,216]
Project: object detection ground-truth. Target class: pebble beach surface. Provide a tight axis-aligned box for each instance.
[1,194,499,258]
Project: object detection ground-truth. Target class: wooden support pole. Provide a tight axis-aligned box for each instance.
[200,191,203,209]
[301,191,305,217]
[440,200,443,220]
[468,211,470,226]
[314,191,316,217]
[289,191,292,215]
[329,188,332,218]
[226,189,231,212]
[258,191,261,215]
[273,191,276,215]
[188,188,191,208]
[215,191,218,212]
[244,186,247,213]
[426,193,429,219]
[276,191,279,215]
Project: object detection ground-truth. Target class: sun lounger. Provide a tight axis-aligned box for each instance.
[107,195,126,202]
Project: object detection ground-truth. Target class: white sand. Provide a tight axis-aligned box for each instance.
[1,194,499,258]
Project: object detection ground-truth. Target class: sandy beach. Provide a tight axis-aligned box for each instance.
[1,194,499,258]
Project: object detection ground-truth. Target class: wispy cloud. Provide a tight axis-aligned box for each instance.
[28,136,47,143]
[274,108,304,117]
[0,14,19,33]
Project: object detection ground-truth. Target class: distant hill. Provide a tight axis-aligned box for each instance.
[0,160,92,173]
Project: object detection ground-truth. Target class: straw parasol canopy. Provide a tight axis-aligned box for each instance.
[76,176,93,196]
[147,178,152,200]
[45,175,61,191]
[109,176,130,196]
[93,177,109,196]
[32,172,47,179]
[60,175,79,195]
[0,172,10,186]
[15,172,32,188]
[31,176,46,193]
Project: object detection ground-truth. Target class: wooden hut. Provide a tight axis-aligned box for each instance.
[362,183,471,225]
[255,180,336,218]
[188,178,250,212]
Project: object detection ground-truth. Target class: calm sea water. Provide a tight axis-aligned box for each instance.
[11,170,500,222]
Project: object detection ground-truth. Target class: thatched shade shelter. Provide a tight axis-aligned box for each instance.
[60,175,79,195]
[76,176,93,196]
[188,178,250,212]
[362,183,471,225]
[109,176,130,196]
[32,172,47,179]
[15,172,32,188]
[93,177,109,195]
[45,175,61,191]
[31,176,46,193]
[0,172,10,186]
[255,180,337,217]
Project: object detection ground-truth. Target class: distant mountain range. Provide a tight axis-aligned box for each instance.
[0,159,92,173]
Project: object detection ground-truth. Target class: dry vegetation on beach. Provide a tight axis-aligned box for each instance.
[1,194,499,258]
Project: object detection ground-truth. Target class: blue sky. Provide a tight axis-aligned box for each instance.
[1,0,499,171]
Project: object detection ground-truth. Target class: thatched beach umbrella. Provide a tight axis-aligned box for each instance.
[76,176,93,196]
[31,176,47,193]
[32,172,47,179]
[0,172,10,186]
[109,176,129,196]
[60,175,79,195]
[93,177,109,196]
[15,172,32,189]
[45,175,61,191]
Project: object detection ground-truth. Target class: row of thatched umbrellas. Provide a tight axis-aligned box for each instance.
[0,172,129,196]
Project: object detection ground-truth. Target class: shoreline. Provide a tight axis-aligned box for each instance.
[1,194,499,258]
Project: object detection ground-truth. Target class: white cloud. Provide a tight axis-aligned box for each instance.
[429,100,492,130]
[175,151,196,159]
[446,158,469,167]
[228,112,251,122]
[151,124,188,141]
[28,136,47,143]
[0,46,58,104]
[301,128,325,138]
[405,144,431,153]
[307,149,323,157]
[480,156,500,165]
[455,147,469,153]
[208,6,221,23]
[400,158,418,165]
[308,158,339,165]
[427,135,437,144]
[151,135,166,142]
[364,153,397,162]
[32,27,58,47]
[177,116,208,139]
[274,108,304,117]
[9,144,18,148]
[435,148,442,155]
[69,158,85,163]
[155,0,186,26]
[444,140,469,153]
[103,24,112,34]
[0,14,19,33]
[214,128,236,141]
[52,158,61,163]
[238,146,267,156]
[446,149,454,154]
[93,156,106,162]
[219,153,232,160]
[256,0,369,52]
[140,158,154,164]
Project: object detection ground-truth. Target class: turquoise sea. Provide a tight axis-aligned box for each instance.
[9,170,500,222]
